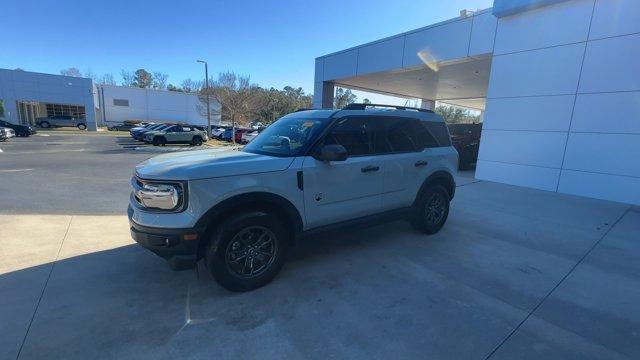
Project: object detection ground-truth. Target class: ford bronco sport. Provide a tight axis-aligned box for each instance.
[129,104,458,292]
[143,124,208,146]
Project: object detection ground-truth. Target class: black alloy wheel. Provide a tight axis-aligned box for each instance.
[224,226,277,278]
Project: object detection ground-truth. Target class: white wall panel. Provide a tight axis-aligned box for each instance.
[148,91,188,111]
[314,58,324,83]
[483,95,575,131]
[313,82,323,108]
[558,170,640,205]
[468,11,498,56]
[494,0,593,55]
[488,43,584,98]
[322,49,358,81]
[476,160,561,191]
[572,92,640,133]
[357,37,405,75]
[478,129,567,168]
[403,18,472,68]
[563,133,640,177]
[589,0,640,40]
[579,33,640,93]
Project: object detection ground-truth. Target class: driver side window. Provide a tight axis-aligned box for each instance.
[324,117,374,157]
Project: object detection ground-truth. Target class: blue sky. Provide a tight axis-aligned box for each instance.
[3,0,492,99]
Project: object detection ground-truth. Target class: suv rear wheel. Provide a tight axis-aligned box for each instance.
[411,184,450,234]
[205,211,288,292]
[77,123,87,130]
[191,136,203,146]
[153,137,166,146]
[39,121,50,128]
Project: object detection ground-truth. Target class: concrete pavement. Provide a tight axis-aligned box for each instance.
[1,134,638,359]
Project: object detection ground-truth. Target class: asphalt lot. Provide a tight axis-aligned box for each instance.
[1,133,639,360]
[0,133,205,214]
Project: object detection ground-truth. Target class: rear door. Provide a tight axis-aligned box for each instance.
[301,116,384,229]
[376,116,441,211]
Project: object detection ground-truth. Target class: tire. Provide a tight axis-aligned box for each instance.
[205,212,288,292]
[40,121,50,128]
[77,123,87,130]
[411,184,450,235]
[153,137,165,146]
[191,136,203,146]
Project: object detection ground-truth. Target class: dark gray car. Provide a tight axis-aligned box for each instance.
[37,115,87,130]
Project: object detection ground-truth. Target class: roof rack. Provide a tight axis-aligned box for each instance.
[342,103,434,113]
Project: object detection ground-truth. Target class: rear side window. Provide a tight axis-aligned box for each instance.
[324,117,375,156]
[376,117,439,153]
[425,121,452,147]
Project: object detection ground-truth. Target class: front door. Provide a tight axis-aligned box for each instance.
[301,116,384,229]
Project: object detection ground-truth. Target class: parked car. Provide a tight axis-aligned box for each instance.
[132,124,169,141]
[143,125,209,146]
[241,130,260,144]
[0,119,37,137]
[129,123,156,138]
[0,127,16,141]
[234,128,250,143]
[108,122,141,131]
[447,123,482,170]
[129,103,457,292]
[37,115,87,130]
[211,127,226,139]
[221,128,234,142]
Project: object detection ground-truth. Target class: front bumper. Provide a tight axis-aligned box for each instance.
[128,205,204,270]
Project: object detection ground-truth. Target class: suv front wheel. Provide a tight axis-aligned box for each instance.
[411,184,450,234]
[205,211,288,292]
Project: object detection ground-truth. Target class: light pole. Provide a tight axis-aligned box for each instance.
[197,60,211,138]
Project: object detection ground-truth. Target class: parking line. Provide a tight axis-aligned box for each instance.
[0,168,33,173]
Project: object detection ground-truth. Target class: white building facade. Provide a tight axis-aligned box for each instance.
[0,68,220,130]
[0,69,98,130]
[314,0,640,205]
[97,85,220,127]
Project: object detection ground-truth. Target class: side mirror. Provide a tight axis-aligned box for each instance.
[315,144,347,162]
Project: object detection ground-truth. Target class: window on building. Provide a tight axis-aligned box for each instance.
[45,103,86,119]
[113,99,129,107]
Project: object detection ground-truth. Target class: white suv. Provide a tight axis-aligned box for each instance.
[129,104,458,291]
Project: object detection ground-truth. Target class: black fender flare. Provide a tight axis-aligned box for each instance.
[413,171,456,206]
[194,192,304,256]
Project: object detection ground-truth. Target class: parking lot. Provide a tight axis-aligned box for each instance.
[1,133,639,359]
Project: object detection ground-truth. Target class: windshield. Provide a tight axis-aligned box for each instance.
[243,114,329,157]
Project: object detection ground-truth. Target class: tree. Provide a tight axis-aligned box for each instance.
[132,69,153,88]
[435,104,480,124]
[97,73,116,86]
[200,72,260,142]
[333,88,357,109]
[254,86,313,124]
[83,69,97,81]
[167,84,183,92]
[120,70,134,86]
[0,100,5,118]
[60,67,82,77]
[181,78,202,93]
[152,72,169,90]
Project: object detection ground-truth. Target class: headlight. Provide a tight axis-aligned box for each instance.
[134,180,185,211]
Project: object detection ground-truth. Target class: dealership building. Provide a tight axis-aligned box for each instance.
[0,68,220,131]
[314,0,640,205]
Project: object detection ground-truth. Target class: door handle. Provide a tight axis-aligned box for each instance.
[361,165,380,173]
[414,160,429,167]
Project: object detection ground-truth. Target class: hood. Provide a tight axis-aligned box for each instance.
[135,149,295,181]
